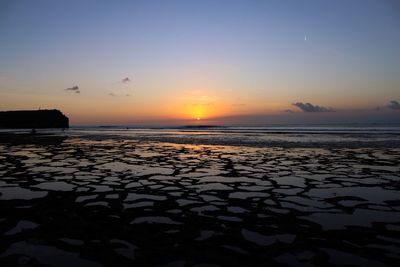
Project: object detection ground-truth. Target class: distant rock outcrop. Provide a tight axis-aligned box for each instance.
[0,109,69,128]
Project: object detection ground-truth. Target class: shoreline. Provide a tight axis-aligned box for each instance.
[1,132,400,149]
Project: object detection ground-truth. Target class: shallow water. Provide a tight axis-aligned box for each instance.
[0,138,399,266]
[7,125,400,148]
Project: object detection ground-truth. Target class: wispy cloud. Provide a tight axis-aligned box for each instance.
[65,85,80,94]
[293,102,334,112]
[109,92,131,97]
[284,109,295,113]
[121,77,130,83]
[387,100,400,110]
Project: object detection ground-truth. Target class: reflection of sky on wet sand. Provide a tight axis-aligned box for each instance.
[66,127,400,148]
[0,140,399,266]
[0,187,47,200]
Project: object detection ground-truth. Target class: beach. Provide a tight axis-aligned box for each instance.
[0,128,399,266]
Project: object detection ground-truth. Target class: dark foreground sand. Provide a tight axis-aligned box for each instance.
[0,135,399,266]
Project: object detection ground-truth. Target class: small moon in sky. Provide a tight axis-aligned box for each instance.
[304,35,307,41]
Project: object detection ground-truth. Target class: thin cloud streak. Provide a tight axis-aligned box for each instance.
[65,85,80,94]
[293,102,334,113]
[109,92,131,97]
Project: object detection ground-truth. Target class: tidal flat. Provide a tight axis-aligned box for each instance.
[0,137,399,266]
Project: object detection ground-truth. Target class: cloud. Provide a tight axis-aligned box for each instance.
[284,109,295,113]
[65,85,80,93]
[122,77,130,83]
[109,92,131,97]
[387,100,400,110]
[293,102,334,113]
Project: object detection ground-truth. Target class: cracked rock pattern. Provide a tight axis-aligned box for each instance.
[0,138,399,266]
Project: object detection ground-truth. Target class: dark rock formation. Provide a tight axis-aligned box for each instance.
[0,109,69,128]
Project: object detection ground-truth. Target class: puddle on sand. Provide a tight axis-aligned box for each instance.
[33,182,75,191]
[0,187,47,200]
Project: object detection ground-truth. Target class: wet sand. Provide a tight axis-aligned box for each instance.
[0,136,399,266]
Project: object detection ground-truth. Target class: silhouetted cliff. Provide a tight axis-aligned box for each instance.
[0,109,69,128]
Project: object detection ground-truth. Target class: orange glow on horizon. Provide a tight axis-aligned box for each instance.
[65,94,288,124]
[3,87,312,125]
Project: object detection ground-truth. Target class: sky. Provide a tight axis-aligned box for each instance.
[0,0,399,125]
